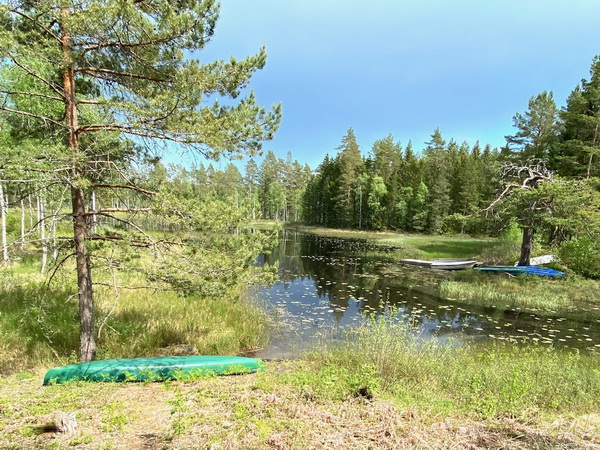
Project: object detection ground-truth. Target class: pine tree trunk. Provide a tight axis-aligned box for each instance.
[0,183,8,266]
[62,6,95,362]
[72,186,95,361]
[518,227,534,266]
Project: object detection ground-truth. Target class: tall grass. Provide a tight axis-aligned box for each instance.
[0,268,269,374]
[439,272,600,316]
[283,313,600,419]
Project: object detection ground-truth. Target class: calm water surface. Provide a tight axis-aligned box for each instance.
[250,232,600,359]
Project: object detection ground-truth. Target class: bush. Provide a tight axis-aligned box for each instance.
[558,236,600,278]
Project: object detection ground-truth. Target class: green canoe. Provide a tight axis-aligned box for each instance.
[43,355,263,385]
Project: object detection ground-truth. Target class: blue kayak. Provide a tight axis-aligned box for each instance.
[474,265,565,278]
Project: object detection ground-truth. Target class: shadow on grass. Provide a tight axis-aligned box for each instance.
[0,281,80,371]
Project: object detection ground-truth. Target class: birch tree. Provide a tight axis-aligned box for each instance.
[0,182,7,265]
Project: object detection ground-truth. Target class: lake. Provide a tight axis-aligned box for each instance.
[250,231,600,359]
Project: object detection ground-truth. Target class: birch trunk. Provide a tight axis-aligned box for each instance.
[20,199,25,250]
[28,194,33,228]
[39,196,47,274]
[0,183,8,266]
[52,215,57,261]
[90,190,97,234]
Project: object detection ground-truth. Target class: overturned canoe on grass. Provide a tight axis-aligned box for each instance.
[474,265,565,278]
[43,355,263,385]
[400,258,479,270]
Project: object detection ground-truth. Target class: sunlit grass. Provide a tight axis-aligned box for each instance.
[283,313,600,419]
[0,263,268,374]
[439,272,600,317]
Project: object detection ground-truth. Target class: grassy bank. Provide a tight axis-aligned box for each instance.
[439,272,600,319]
[2,319,599,448]
[0,267,268,374]
[263,222,497,260]
[289,316,600,417]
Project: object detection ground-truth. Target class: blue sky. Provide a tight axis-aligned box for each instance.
[188,0,600,170]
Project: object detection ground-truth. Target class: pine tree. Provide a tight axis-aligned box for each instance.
[371,134,402,228]
[0,1,281,361]
[557,56,600,178]
[423,129,450,233]
[335,128,363,227]
[505,91,561,160]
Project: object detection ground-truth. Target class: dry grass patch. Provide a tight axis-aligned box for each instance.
[1,364,598,449]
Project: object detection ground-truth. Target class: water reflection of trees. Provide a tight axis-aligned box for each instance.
[258,232,599,350]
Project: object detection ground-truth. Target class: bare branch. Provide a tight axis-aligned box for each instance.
[91,183,156,197]
[48,253,76,287]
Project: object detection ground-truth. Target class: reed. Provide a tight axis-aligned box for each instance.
[285,312,600,419]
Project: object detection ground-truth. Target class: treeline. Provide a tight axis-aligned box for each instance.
[152,151,311,222]
[300,55,600,236]
[302,128,500,233]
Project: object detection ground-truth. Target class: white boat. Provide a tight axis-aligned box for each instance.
[400,258,478,270]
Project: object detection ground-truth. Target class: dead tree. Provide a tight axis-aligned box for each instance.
[484,160,554,266]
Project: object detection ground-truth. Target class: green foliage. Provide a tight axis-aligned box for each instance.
[302,128,500,234]
[558,236,600,278]
[506,91,561,160]
[555,55,600,177]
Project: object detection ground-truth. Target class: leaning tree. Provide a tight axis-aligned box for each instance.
[0,0,281,361]
[484,160,599,266]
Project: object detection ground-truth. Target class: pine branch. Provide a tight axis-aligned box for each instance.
[96,212,156,245]
[89,234,183,247]
[8,8,62,45]
[0,90,64,103]
[77,124,210,155]
[85,207,152,215]
[0,105,66,129]
[9,56,65,98]
[77,66,168,83]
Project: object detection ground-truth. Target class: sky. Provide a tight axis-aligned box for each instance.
[183,0,600,171]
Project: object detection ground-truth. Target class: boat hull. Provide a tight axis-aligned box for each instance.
[43,355,263,385]
[474,265,565,278]
[400,258,478,270]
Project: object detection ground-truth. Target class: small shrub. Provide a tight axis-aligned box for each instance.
[558,236,600,278]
